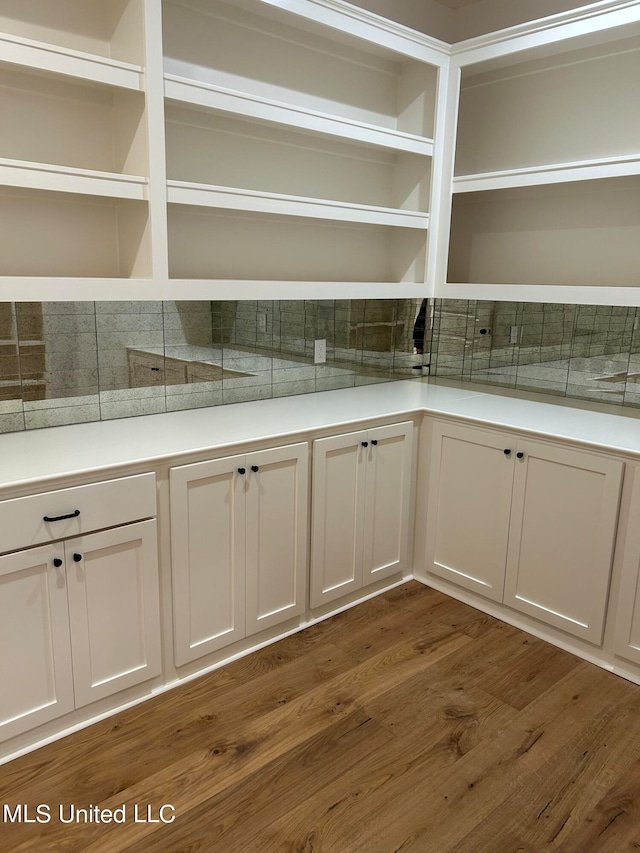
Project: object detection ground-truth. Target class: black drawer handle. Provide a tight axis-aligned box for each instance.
[361,441,369,448]
[238,467,246,475]
[517,452,525,459]
[503,449,511,456]
[73,553,82,563]
[43,509,80,523]
[371,440,378,446]
[53,558,63,568]
[251,465,259,473]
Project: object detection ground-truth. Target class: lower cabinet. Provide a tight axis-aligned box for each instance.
[0,519,161,742]
[310,422,414,608]
[426,420,623,644]
[170,442,308,666]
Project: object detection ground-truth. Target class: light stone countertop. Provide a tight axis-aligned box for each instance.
[2,380,640,492]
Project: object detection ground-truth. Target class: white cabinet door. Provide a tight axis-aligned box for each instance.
[171,455,246,666]
[66,520,162,707]
[504,440,623,644]
[363,422,414,585]
[245,443,308,634]
[426,421,513,602]
[0,544,75,741]
[310,430,367,608]
[311,422,414,609]
[613,468,640,665]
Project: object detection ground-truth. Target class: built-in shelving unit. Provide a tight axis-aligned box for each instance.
[162,0,442,293]
[0,0,151,290]
[440,8,640,302]
[6,0,640,303]
[0,0,446,299]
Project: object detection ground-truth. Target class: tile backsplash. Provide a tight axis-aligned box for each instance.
[4,297,640,433]
[0,300,424,433]
[428,300,640,409]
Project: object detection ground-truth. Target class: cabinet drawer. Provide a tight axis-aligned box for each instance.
[0,473,157,554]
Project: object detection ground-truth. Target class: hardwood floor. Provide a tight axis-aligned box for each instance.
[2,581,640,852]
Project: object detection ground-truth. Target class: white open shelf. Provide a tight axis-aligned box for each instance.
[0,65,148,172]
[162,0,437,145]
[448,176,640,288]
[0,187,150,278]
[166,182,428,229]
[0,31,144,90]
[164,105,431,229]
[0,159,147,200]
[453,154,640,194]
[454,34,640,181]
[442,19,640,299]
[0,0,145,63]
[167,206,427,283]
[163,74,434,156]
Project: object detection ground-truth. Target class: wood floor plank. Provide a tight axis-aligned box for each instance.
[2,582,640,853]
[0,641,355,810]
[451,689,640,851]
[477,635,580,710]
[556,755,640,852]
[121,711,395,853]
[265,664,630,853]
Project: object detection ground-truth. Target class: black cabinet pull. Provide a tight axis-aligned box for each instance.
[517,452,525,459]
[371,439,378,446]
[503,449,511,456]
[361,441,369,448]
[251,465,259,473]
[53,558,63,568]
[238,467,246,475]
[73,553,82,563]
[43,509,80,523]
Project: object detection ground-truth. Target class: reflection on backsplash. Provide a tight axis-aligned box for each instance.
[5,298,640,433]
[428,300,640,409]
[0,300,425,433]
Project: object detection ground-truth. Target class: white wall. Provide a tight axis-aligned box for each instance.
[346,0,456,43]
[454,0,596,41]
[347,0,591,43]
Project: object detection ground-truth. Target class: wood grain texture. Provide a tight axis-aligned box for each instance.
[2,582,640,852]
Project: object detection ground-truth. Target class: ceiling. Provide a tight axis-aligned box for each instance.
[430,0,486,8]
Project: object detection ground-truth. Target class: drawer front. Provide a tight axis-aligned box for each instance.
[0,473,157,554]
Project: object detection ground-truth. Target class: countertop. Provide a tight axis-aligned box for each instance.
[2,379,640,491]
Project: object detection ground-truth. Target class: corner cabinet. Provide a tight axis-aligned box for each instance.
[170,442,309,666]
[426,420,623,644]
[0,474,161,742]
[310,422,414,608]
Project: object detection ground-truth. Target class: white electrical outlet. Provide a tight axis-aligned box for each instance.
[314,339,326,364]
[510,325,519,344]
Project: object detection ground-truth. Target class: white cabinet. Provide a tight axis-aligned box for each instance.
[426,420,623,643]
[0,474,161,742]
[310,422,414,608]
[425,421,513,603]
[65,521,161,707]
[170,443,308,666]
[0,544,74,742]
